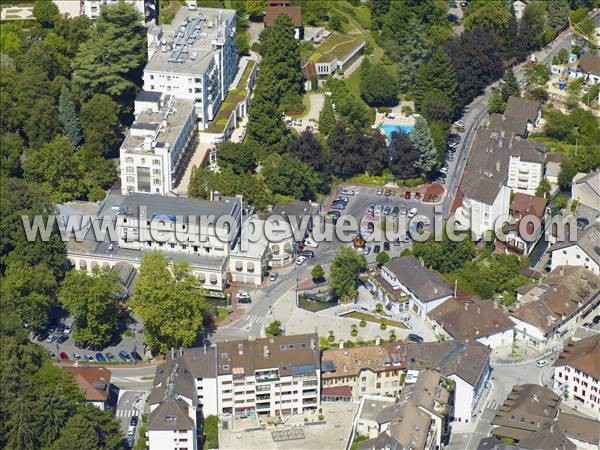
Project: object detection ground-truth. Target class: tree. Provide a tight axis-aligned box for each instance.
[547,0,569,29]
[311,264,325,283]
[421,88,454,122]
[376,251,390,267]
[365,132,389,176]
[412,227,476,273]
[524,63,550,99]
[72,1,145,110]
[389,130,419,179]
[328,123,367,178]
[318,95,335,136]
[500,68,520,101]
[330,247,366,302]
[131,252,207,353]
[411,117,437,176]
[33,0,59,28]
[260,13,303,110]
[79,94,121,155]
[187,166,217,200]
[326,78,371,132]
[488,89,507,114]
[396,18,431,91]
[535,178,552,199]
[516,2,547,58]
[1,133,24,177]
[58,86,82,148]
[360,63,398,107]
[413,48,457,116]
[24,97,60,149]
[464,0,514,53]
[23,136,87,202]
[245,0,266,21]
[262,153,321,200]
[289,130,327,174]
[265,320,283,337]
[445,28,503,111]
[59,268,122,348]
[370,0,391,30]
[217,142,256,174]
[247,69,290,152]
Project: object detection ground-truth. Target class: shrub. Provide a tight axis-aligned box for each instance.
[318,414,325,421]
[359,319,366,328]
[380,322,387,330]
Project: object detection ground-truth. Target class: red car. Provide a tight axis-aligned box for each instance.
[404,191,411,199]
[59,351,70,361]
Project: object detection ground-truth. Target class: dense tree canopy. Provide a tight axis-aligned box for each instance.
[360,61,398,107]
[330,247,367,302]
[389,131,419,179]
[131,252,208,353]
[413,48,458,119]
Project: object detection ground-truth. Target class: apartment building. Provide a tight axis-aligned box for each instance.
[145,6,238,127]
[120,91,197,195]
[214,334,321,416]
[509,266,600,351]
[53,0,156,21]
[553,334,600,413]
[357,370,451,450]
[549,224,600,275]
[505,139,546,195]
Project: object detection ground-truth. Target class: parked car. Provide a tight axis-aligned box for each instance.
[130,416,139,427]
[59,352,70,360]
[362,245,371,255]
[408,334,424,343]
[384,189,392,196]
[85,355,95,362]
[335,196,349,204]
[440,167,449,174]
[237,291,251,303]
[106,352,116,362]
[582,322,593,329]
[391,207,399,217]
[57,334,69,344]
[126,436,135,448]
[127,425,135,436]
[404,191,411,199]
[269,272,279,282]
[576,217,590,229]
[304,238,319,248]
[56,323,66,334]
[331,202,346,211]
[96,352,107,362]
[119,351,132,362]
[326,211,341,219]
[399,209,407,218]
[373,245,381,254]
[376,188,383,195]
[407,208,418,218]
[536,359,549,368]
[593,315,600,324]
[340,188,355,196]
[295,256,306,265]
[64,324,72,334]
[131,351,143,361]
[383,242,390,251]
[45,334,57,343]
[300,250,314,258]
[73,352,82,360]
[383,207,391,216]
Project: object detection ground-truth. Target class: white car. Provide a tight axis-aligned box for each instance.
[407,208,418,218]
[304,238,319,248]
[340,188,355,196]
[295,256,306,265]
[64,324,72,334]
[440,167,449,174]
[236,291,251,300]
[536,359,549,368]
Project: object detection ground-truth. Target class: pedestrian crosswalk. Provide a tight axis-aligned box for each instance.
[485,400,498,411]
[116,409,136,418]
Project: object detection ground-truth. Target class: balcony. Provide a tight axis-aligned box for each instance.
[256,376,280,383]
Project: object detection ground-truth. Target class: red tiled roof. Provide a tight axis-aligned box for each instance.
[264,6,302,27]
[322,385,352,397]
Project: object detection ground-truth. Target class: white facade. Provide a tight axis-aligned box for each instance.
[53,0,153,20]
[120,94,197,195]
[148,428,196,450]
[506,156,543,195]
[455,185,512,240]
[475,329,514,349]
[449,366,490,424]
[554,365,600,412]
[144,7,238,126]
[550,244,600,275]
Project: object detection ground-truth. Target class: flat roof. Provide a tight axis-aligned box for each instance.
[145,6,236,75]
[309,32,364,64]
[119,192,241,219]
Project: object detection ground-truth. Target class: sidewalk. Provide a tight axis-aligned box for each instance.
[491,342,560,365]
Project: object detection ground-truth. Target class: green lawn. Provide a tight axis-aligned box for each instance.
[298,294,338,313]
[215,306,229,322]
[528,135,577,154]
[341,311,407,328]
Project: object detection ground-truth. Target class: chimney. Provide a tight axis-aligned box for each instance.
[496,160,501,172]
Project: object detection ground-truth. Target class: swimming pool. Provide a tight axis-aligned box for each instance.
[379,123,414,141]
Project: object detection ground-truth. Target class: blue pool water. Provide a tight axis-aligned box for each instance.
[380,123,414,141]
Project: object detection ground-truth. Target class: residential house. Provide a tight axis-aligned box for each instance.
[509,266,600,351]
[454,130,512,239]
[503,97,542,132]
[368,256,453,318]
[498,193,549,256]
[491,384,565,446]
[62,366,111,410]
[148,349,200,450]
[427,298,515,349]
[144,6,238,126]
[557,413,600,450]
[553,334,600,413]
[572,171,600,213]
[488,113,528,139]
[570,54,600,84]
[548,224,600,275]
[120,92,197,195]
[264,6,303,39]
[357,370,451,450]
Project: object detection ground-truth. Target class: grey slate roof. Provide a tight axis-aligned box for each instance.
[504,96,541,124]
[549,223,600,267]
[383,256,453,303]
[135,90,162,103]
[120,192,241,219]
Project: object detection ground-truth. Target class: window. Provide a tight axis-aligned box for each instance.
[223,365,230,370]
[153,169,161,176]
[154,179,161,185]
[153,159,160,165]
[126,166,134,173]
[126,157,133,163]
[126,176,134,183]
